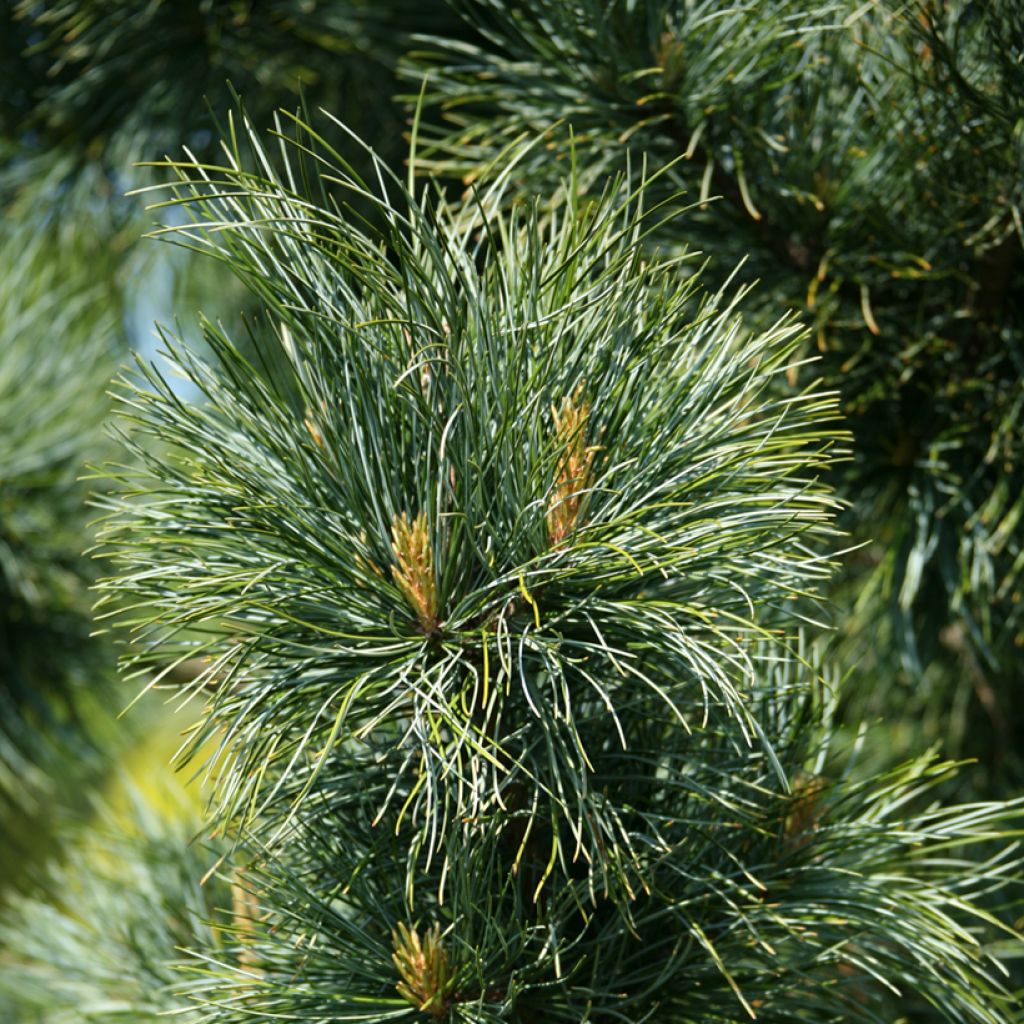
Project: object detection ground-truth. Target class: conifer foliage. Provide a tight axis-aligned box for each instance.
[0,221,120,887]
[406,0,1024,775]
[0,791,228,1023]
[5,0,463,175]
[1,2,1023,1022]
[92,114,1023,1022]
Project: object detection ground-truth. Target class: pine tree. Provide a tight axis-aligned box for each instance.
[86,111,1022,1023]
[1,4,1022,1023]
[0,214,124,896]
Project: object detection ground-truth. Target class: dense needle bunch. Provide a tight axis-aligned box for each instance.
[93,113,1023,1022]
[99,111,842,883]
[405,0,1024,780]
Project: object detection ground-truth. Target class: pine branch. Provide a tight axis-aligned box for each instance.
[93,109,1023,1022]
[402,0,1024,778]
[97,109,845,900]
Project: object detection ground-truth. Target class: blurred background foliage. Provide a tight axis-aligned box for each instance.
[0,0,1020,1020]
[0,214,122,896]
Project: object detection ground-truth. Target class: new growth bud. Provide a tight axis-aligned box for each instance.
[391,512,440,633]
[546,385,598,547]
[392,922,452,1018]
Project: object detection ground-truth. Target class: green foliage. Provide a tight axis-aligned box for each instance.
[0,0,482,429]
[1,4,1022,1021]
[0,787,228,1023]
[98,113,843,867]
[92,113,1023,1022]
[7,0,464,180]
[178,747,1024,1023]
[405,0,1024,779]
[0,217,123,887]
